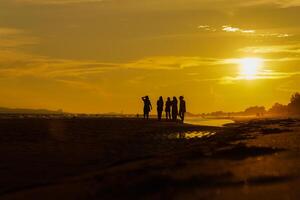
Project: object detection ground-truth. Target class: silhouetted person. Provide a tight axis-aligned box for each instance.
[165,97,171,120]
[142,96,152,119]
[171,96,178,121]
[179,96,186,123]
[157,96,164,121]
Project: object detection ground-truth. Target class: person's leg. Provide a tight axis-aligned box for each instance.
[179,111,183,121]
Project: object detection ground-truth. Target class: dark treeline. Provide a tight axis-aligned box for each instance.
[199,93,300,117]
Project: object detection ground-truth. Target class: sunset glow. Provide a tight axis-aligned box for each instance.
[0,0,299,113]
[2,2,300,199]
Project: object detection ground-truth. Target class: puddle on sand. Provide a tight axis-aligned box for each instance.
[185,118,234,127]
[167,131,216,140]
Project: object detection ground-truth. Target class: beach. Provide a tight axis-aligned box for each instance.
[1,117,300,199]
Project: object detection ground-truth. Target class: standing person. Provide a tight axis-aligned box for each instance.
[157,96,164,121]
[141,96,152,119]
[171,96,178,121]
[165,97,172,120]
[179,96,186,123]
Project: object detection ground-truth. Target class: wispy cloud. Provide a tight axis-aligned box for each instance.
[0,27,38,48]
[0,37,38,48]
[2,51,299,78]
[0,52,117,78]
[18,0,300,8]
[198,24,293,38]
[240,44,300,54]
[124,56,226,70]
[0,28,23,35]
[222,25,255,33]
[0,55,228,81]
[277,76,300,93]
[223,71,298,83]
[55,79,109,96]
[241,0,300,8]
[13,0,104,5]
[198,25,217,32]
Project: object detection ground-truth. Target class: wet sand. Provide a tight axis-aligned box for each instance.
[1,117,300,199]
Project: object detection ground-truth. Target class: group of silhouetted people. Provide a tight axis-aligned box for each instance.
[141,96,186,123]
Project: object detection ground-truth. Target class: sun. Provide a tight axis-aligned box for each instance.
[239,58,263,80]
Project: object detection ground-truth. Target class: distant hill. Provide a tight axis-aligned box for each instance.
[0,107,64,114]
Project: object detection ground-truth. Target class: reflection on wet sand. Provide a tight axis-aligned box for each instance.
[168,131,216,139]
[185,118,234,127]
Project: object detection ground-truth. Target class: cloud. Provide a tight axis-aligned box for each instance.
[13,0,104,5]
[222,25,255,33]
[10,0,300,8]
[55,79,109,96]
[0,51,118,79]
[242,0,300,8]
[0,27,39,48]
[255,33,293,38]
[198,25,217,32]
[124,56,226,70]
[0,28,23,35]
[2,51,299,80]
[0,54,227,80]
[240,44,300,54]
[278,0,300,7]
[2,32,300,93]
[198,25,292,39]
[223,71,299,83]
[219,56,300,83]
[277,76,300,93]
[0,37,38,48]
[198,25,256,34]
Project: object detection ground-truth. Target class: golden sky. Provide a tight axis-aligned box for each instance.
[0,0,300,113]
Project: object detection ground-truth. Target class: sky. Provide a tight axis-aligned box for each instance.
[0,0,300,113]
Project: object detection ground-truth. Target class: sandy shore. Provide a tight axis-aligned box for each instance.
[1,117,300,199]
